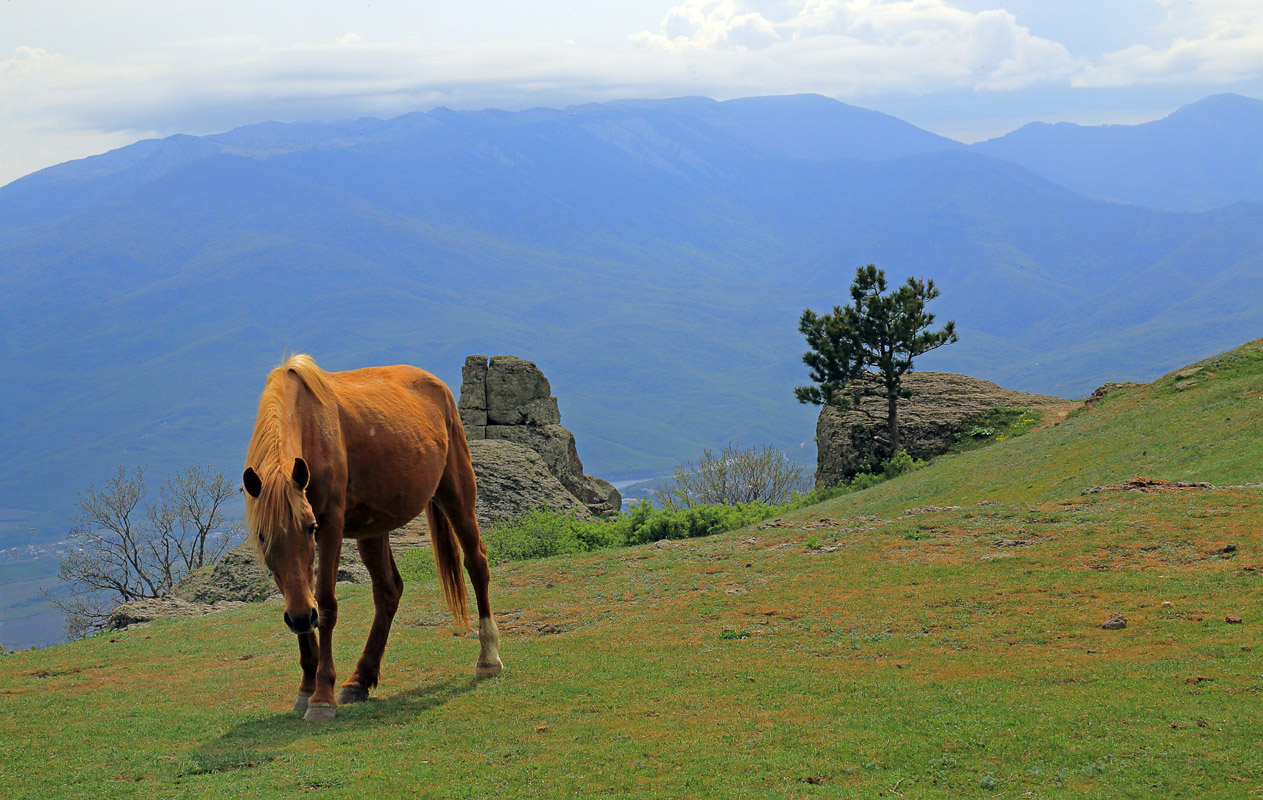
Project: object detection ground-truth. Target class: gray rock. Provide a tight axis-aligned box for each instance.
[486,424,584,491]
[337,562,372,584]
[170,541,275,604]
[577,475,623,517]
[109,521,430,631]
[108,597,247,630]
[486,356,552,424]
[459,355,489,437]
[815,372,1070,486]
[1101,612,1127,630]
[1085,382,1142,407]
[468,439,593,525]
[459,354,621,516]
[459,356,489,411]
[508,396,562,426]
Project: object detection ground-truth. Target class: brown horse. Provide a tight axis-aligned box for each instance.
[242,354,502,721]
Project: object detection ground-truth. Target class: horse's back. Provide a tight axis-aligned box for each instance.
[329,364,453,419]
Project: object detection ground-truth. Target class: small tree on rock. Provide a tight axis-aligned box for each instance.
[796,265,957,458]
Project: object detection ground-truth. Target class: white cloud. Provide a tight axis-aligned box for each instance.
[4,1,1263,185]
[0,5,1078,184]
[1075,1,1263,86]
[630,0,1077,92]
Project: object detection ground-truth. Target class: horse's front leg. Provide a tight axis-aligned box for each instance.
[292,631,317,712]
[338,534,403,704]
[303,528,343,722]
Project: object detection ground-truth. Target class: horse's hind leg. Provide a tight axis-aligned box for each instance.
[434,455,503,678]
[338,534,403,704]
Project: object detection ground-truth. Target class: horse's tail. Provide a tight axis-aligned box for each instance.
[426,500,469,632]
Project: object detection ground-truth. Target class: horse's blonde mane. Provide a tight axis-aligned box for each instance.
[243,354,334,559]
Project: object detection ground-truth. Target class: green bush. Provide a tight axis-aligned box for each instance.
[881,450,925,478]
[799,450,925,500]
[470,497,785,566]
[434,454,927,571]
[480,507,623,563]
[787,482,852,508]
[848,471,887,491]
[622,499,778,545]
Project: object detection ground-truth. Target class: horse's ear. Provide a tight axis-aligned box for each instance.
[292,458,310,491]
[243,468,262,498]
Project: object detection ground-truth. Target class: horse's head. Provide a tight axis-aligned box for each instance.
[243,457,320,634]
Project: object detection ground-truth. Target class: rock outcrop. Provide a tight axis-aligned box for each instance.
[1085,382,1142,407]
[168,542,275,605]
[816,372,1071,486]
[467,440,594,523]
[459,355,621,516]
[108,597,247,630]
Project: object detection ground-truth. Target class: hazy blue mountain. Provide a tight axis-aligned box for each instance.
[607,94,965,162]
[972,93,1263,211]
[2,94,1262,555]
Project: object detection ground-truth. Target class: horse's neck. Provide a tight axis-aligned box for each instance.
[280,370,339,474]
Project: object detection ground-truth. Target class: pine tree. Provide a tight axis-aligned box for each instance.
[796,264,958,457]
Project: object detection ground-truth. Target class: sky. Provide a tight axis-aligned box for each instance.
[4,0,1263,186]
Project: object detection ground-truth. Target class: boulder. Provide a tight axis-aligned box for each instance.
[467,439,593,525]
[485,424,584,492]
[576,475,623,517]
[459,354,621,516]
[112,530,416,630]
[816,372,1069,486]
[486,355,553,424]
[458,355,489,438]
[169,541,274,604]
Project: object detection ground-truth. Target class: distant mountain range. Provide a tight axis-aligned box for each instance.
[972,93,1263,211]
[2,92,1262,547]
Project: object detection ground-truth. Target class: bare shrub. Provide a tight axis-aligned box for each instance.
[46,466,242,638]
[653,443,810,510]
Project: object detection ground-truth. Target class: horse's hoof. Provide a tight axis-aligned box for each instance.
[292,691,313,713]
[338,685,370,704]
[303,703,337,722]
[475,659,503,679]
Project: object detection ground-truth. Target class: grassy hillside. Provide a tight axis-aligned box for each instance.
[785,339,1263,522]
[2,491,1258,798]
[2,344,1261,798]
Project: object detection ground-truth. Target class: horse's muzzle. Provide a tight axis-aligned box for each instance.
[283,608,320,634]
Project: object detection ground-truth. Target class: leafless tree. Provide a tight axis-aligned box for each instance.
[45,465,243,638]
[654,443,810,510]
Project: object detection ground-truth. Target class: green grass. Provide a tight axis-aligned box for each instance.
[950,406,1043,454]
[3,341,1263,798]
[2,489,1260,798]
